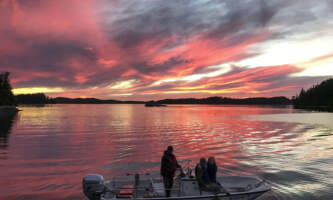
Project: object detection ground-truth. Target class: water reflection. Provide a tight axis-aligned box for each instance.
[0,105,332,200]
[0,112,17,151]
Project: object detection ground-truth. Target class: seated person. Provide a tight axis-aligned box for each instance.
[207,157,217,183]
[195,158,221,193]
[195,158,208,189]
[206,157,230,195]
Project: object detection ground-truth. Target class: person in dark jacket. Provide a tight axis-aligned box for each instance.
[207,157,217,183]
[160,146,181,197]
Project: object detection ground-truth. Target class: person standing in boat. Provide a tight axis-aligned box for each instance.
[160,146,181,197]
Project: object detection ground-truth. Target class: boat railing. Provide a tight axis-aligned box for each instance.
[178,159,194,177]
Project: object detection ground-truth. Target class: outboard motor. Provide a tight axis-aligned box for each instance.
[83,174,105,200]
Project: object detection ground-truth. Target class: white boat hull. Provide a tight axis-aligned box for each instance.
[97,175,270,200]
[102,192,265,200]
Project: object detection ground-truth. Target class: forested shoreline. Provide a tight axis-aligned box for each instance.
[292,78,333,111]
[15,94,292,105]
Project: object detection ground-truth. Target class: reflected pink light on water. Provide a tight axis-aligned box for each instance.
[0,105,332,199]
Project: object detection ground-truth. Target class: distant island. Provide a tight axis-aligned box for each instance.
[292,78,333,111]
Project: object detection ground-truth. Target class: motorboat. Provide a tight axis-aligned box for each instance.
[82,164,270,200]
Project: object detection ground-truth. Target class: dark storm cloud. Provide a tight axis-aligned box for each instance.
[0,35,101,88]
[134,56,190,74]
[192,66,223,75]
[0,38,96,72]
[14,77,72,88]
[106,0,288,51]
[83,68,126,87]
[106,0,211,39]
[203,0,279,39]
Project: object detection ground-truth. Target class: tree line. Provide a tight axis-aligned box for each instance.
[292,78,333,111]
[15,93,52,104]
[0,72,15,106]
[155,96,291,105]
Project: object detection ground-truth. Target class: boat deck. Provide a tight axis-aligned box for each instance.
[101,174,270,200]
[104,176,183,198]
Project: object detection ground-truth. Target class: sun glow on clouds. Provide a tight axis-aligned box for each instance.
[109,93,133,97]
[238,29,333,78]
[13,87,64,95]
[152,64,231,86]
[297,63,333,77]
[109,80,137,89]
[2,0,333,100]
[183,65,232,82]
[294,52,333,77]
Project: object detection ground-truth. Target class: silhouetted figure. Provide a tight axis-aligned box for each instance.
[207,157,217,183]
[195,158,209,189]
[160,146,181,197]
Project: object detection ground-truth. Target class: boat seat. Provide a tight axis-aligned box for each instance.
[180,179,202,196]
[150,179,166,197]
[117,184,134,198]
[181,178,225,196]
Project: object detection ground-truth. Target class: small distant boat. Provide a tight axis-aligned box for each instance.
[82,166,270,200]
[145,102,166,107]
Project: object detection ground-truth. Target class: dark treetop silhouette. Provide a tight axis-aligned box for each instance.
[0,72,15,106]
[292,78,333,111]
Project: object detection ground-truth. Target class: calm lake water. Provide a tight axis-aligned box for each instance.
[1,104,333,200]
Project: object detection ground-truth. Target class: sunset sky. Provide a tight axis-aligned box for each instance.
[1,0,333,100]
